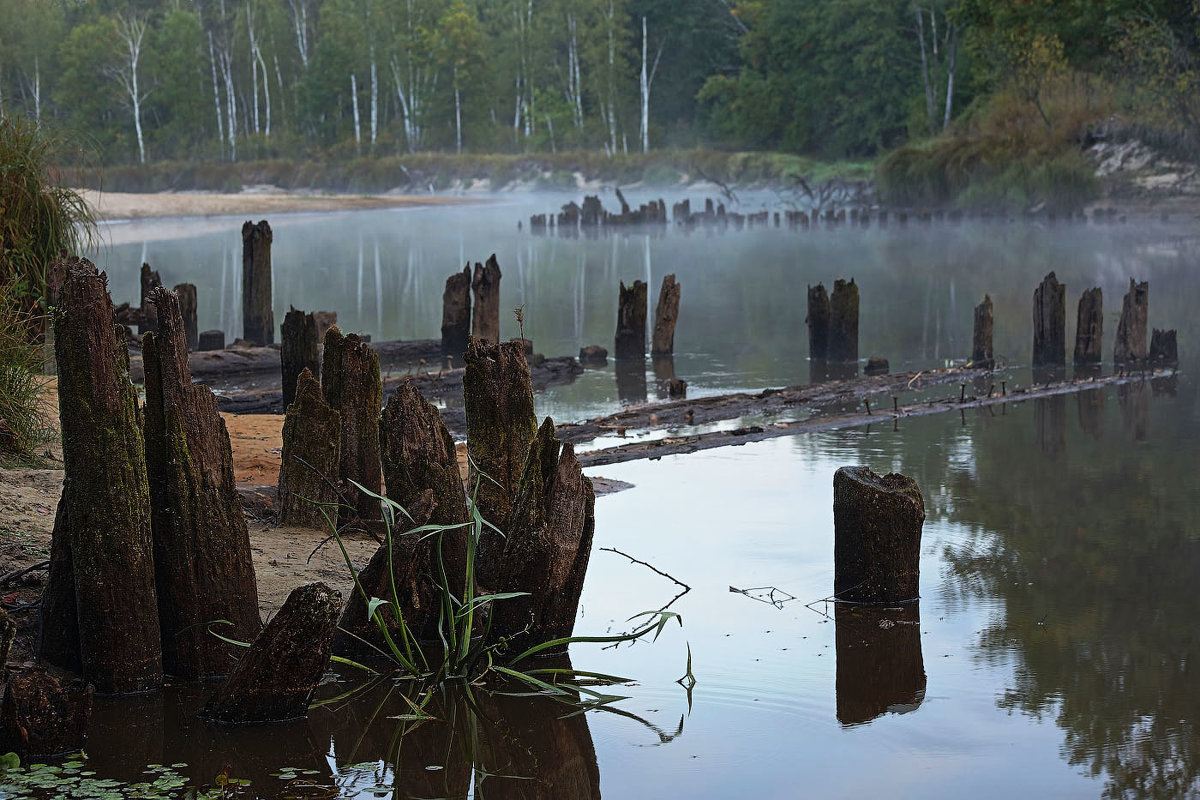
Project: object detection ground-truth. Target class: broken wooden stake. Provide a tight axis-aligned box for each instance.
[829,279,859,363]
[322,326,383,520]
[1149,329,1178,367]
[806,284,830,362]
[1073,287,1103,366]
[277,368,342,530]
[614,280,648,360]
[471,255,502,344]
[281,308,320,409]
[1032,272,1066,367]
[1113,278,1149,366]
[242,220,274,346]
[972,295,994,368]
[174,283,198,351]
[442,266,472,359]
[651,274,681,357]
[199,329,225,351]
[833,466,924,604]
[139,263,162,335]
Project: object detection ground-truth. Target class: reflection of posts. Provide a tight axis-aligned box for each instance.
[1076,387,1104,439]
[835,603,926,726]
[615,358,648,404]
[1034,394,1067,459]
[1118,382,1149,442]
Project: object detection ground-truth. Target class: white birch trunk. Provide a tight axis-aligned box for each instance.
[114,15,148,164]
[247,5,260,134]
[209,34,225,156]
[454,66,462,154]
[351,73,361,151]
[370,50,378,148]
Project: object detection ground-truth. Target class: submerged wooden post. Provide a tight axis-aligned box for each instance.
[614,280,648,360]
[651,274,681,357]
[1113,278,1149,366]
[833,466,924,604]
[1149,329,1178,367]
[38,256,163,693]
[139,263,162,335]
[277,368,342,530]
[142,287,261,679]
[173,283,198,351]
[322,326,383,520]
[471,254,502,344]
[242,220,274,346]
[1032,272,1066,367]
[807,284,830,361]
[1073,287,1103,366]
[442,266,472,359]
[281,307,320,409]
[972,295,994,368]
[829,278,859,363]
[0,667,93,759]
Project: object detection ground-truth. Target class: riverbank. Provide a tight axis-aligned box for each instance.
[80,188,470,222]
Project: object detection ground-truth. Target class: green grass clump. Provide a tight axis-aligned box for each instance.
[0,286,53,464]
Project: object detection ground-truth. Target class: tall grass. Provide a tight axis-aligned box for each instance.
[0,290,52,462]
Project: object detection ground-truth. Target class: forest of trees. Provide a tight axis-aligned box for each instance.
[0,0,1198,167]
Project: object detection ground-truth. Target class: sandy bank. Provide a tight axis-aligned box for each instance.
[80,188,470,222]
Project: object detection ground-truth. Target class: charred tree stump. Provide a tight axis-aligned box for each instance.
[1149,329,1178,367]
[471,255,502,344]
[322,327,383,520]
[173,283,198,351]
[651,274,681,357]
[139,263,162,335]
[0,667,94,758]
[807,284,831,361]
[489,419,595,651]
[38,256,163,693]
[442,266,472,360]
[972,295,994,368]
[1114,278,1149,366]
[203,583,340,724]
[241,220,274,346]
[143,288,261,679]
[278,368,342,530]
[833,466,924,604]
[1032,272,1066,368]
[199,330,225,351]
[829,279,859,363]
[614,280,648,360]
[1073,288,1103,366]
[835,604,925,725]
[281,308,320,409]
[463,338,538,589]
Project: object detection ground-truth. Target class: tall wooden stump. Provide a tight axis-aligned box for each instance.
[463,338,538,589]
[471,254,502,344]
[173,283,198,351]
[242,220,274,346]
[322,326,383,520]
[1114,278,1149,366]
[281,308,320,409]
[807,284,830,361]
[139,263,162,335]
[38,256,163,694]
[1149,329,1178,367]
[833,466,924,604]
[829,278,859,363]
[490,419,595,651]
[1073,287,1103,366]
[278,369,342,529]
[442,266,472,359]
[614,280,648,360]
[143,288,260,679]
[203,583,340,724]
[0,667,94,758]
[835,604,925,725]
[972,295,994,368]
[1032,271,1066,367]
[651,274,681,357]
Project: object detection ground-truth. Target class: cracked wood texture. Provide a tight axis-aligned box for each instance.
[277,368,342,530]
[322,326,383,520]
[242,220,274,346]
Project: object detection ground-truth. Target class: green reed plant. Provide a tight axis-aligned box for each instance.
[0,289,52,462]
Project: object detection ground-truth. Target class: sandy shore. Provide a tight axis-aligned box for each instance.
[80,188,469,222]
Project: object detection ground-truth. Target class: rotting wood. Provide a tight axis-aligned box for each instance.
[143,287,260,679]
[242,220,274,346]
[972,295,994,368]
[442,266,472,360]
[829,279,859,363]
[1033,271,1066,367]
[614,280,648,360]
[322,326,383,521]
[471,255,502,344]
[1114,278,1149,366]
[138,263,162,335]
[199,330,225,351]
[281,308,319,409]
[833,466,924,604]
[1149,329,1178,367]
[0,667,94,758]
[277,368,342,530]
[651,274,681,357]
[174,283,198,351]
[1073,288,1102,366]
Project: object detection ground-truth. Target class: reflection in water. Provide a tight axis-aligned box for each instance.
[1034,394,1067,460]
[1118,381,1149,442]
[834,603,926,726]
[1032,366,1066,386]
[810,359,858,384]
[652,356,685,399]
[615,359,648,404]
[1076,387,1105,439]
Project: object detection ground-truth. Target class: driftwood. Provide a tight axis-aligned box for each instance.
[442,266,472,360]
[322,326,383,520]
[143,287,260,679]
[1114,278,1149,366]
[1074,288,1103,366]
[614,280,648,360]
[0,667,94,758]
[833,466,924,604]
[651,274,681,357]
[1033,271,1066,367]
[277,368,342,530]
[281,308,320,409]
[471,255,502,344]
[972,295,994,367]
[242,220,274,346]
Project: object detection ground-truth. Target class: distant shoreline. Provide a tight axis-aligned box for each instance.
[80,189,473,222]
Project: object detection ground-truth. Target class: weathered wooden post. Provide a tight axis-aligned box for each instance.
[38,256,163,694]
[833,466,923,604]
[281,307,319,409]
[829,278,859,363]
[835,604,925,725]
[0,668,93,758]
[1032,271,1066,368]
[322,326,383,520]
[199,329,225,351]
[1149,329,1178,367]
[471,254,502,344]
[807,283,830,361]
[142,287,261,679]
[463,338,537,588]
[277,368,342,530]
[442,266,472,359]
[1073,287,1103,367]
[1113,278,1148,366]
[139,263,162,335]
[651,274,681,357]
[242,220,274,346]
[173,283,198,351]
[614,280,648,360]
[972,295,994,368]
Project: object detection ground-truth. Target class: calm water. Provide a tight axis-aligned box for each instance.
[69,196,1200,798]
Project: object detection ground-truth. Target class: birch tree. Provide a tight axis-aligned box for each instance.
[639,15,663,152]
[112,13,150,163]
[913,1,961,135]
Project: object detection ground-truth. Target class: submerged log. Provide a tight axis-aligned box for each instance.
[139,263,162,335]
[579,345,608,366]
[1032,271,1066,367]
[1073,287,1103,366]
[442,266,472,359]
[614,280,648,360]
[278,368,342,530]
[143,288,260,679]
[835,604,925,725]
[204,582,341,724]
[651,274,681,357]
[1149,329,1178,367]
[490,419,595,650]
[242,220,275,346]
[972,295,994,368]
[471,255,503,344]
[0,667,94,758]
[807,284,830,361]
[1113,278,1149,366]
[829,279,859,363]
[322,326,383,520]
[174,283,198,351]
[281,308,320,409]
[463,338,538,588]
[832,466,924,604]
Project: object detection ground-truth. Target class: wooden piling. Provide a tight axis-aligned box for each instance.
[322,326,383,520]
[281,307,320,409]
[277,368,342,530]
[0,667,93,759]
[241,220,274,346]
[139,263,162,335]
[1032,271,1066,368]
[173,283,198,351]
[807,284,830,361]
[1113,278,1149,366]
[199,329,225,351]
[972,295,994,368]
[1149,329,1178,367]
[829,278,859,363]
[441,266,472,359]
[471,255,502,344]
[614,280,648,360]
[651,274,681,357]
[1073,287,1103,366]
[833,466,924,604]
